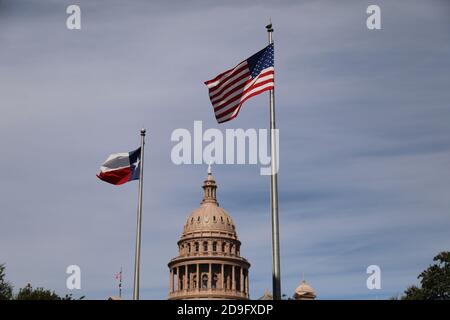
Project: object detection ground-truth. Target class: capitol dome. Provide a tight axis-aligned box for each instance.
[168,166,250,300]
[182,203,237,237]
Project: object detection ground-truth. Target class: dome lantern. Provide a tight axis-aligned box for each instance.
[201,164,218,204]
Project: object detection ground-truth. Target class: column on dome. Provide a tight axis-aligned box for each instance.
[179,265,182,291]
[232,265,236,290]
[240,267,244,293]
[245,270,249,295]
[176,266,179,291]
[211,264,217,289]
[183,265,188,291]
[188,266,192,290]
[208,263,212,289]
[188,264,192,290]
[196,264,200,291]
[221,264,225,289]
[169,268,173,293]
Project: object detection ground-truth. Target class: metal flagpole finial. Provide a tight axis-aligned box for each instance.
[266,20,273,32]
[140,128,146,136]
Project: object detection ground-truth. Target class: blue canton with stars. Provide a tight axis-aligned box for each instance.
[247,43,274,78]
[129,147,141,181]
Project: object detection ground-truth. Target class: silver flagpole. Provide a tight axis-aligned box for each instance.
[119,267,122,298]
[266,23,281,300]
[133,128,146,300]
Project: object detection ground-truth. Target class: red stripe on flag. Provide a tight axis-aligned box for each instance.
[209,72,251,101]
[97,167,132,185]
[216,85,274,123]
[214,77,275,113]
[208,68,250,97]
[204,61,247,87]
[211,69,274,104]
[211,81,250,107]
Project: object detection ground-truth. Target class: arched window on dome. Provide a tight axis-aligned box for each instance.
[192,274,197,289]
[212,241,217,252]
[226,273,231,290]
[194,242,199,252]
[221,216,224,223]
[203,241,208,252]
[222,242,226,254]
[187,243,191,254]
[212,273,218,289]
[201,274,208,289]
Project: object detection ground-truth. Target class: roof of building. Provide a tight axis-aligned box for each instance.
[181,168,237,239]
[295,280,316,298]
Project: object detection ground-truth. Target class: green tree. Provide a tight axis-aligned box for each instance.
[0,263,13,300]
[16,283,61,300]
[15,283,84,300]
[401,251,450,300]
[401,285,425,300]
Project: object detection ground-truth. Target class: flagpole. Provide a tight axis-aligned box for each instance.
[266,23,281,300]
[133,128,146,300]
[119,267,122,298]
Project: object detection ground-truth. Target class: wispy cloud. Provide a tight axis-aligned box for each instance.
[0,0,449,300]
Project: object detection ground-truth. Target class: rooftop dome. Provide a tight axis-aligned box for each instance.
[294,280,316,299]
[168,166,250,300]
[181,167,237,239]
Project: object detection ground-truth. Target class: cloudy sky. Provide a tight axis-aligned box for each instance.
[1,0,449,300]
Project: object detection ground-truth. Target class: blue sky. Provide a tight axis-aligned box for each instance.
[0,0,449,300]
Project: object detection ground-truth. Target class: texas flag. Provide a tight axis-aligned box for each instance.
[97,148,141,185]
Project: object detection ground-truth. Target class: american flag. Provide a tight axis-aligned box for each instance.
[204,44,274,123]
